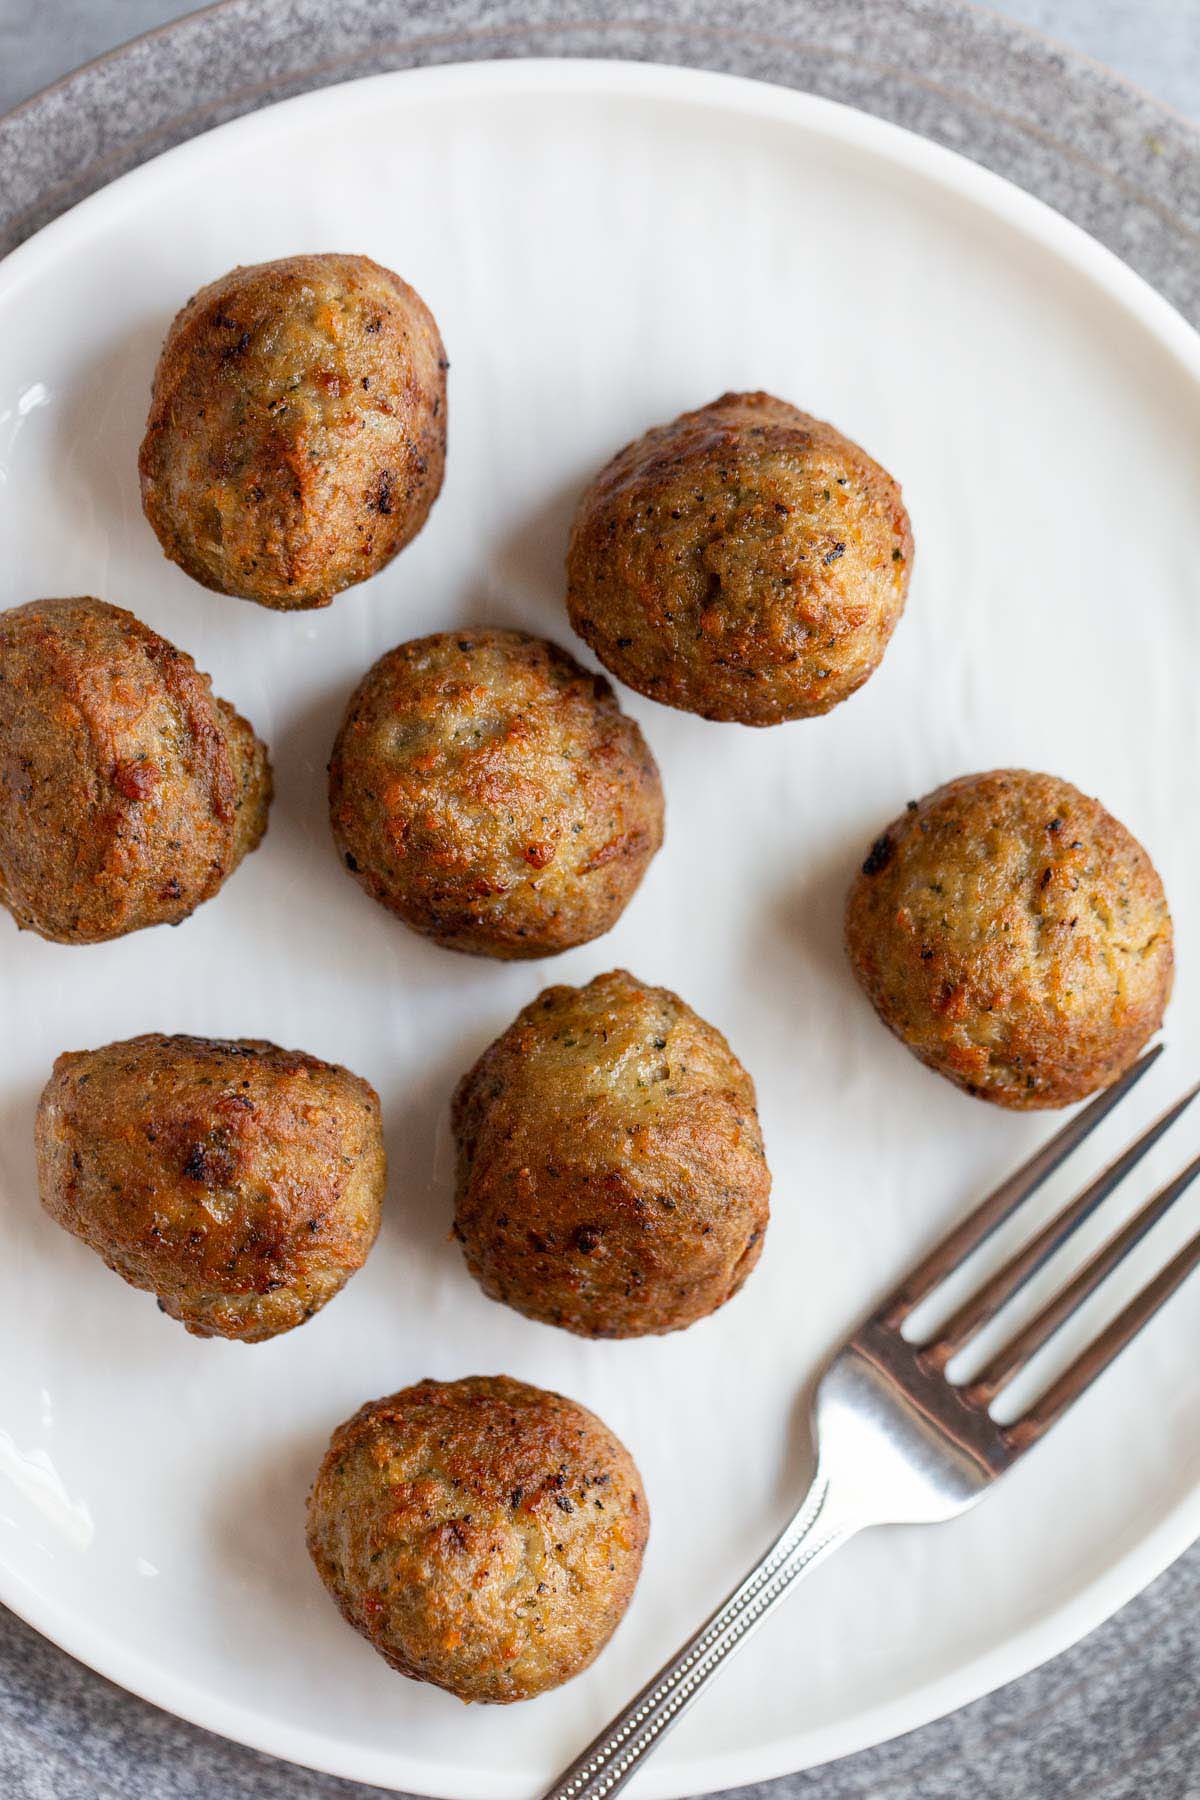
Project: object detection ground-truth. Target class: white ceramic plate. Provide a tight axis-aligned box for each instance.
[1,58,1199,1800]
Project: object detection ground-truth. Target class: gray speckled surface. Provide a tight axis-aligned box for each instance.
[2,4,1200,1798]
[0,0,1199,319]
[1,0,1199,328]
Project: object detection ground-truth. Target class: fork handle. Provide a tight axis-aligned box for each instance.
[541,1470,857,1800]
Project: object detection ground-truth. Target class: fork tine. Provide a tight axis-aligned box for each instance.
[922,1081,1200,1366]
[879,1048,1162,1325]
[970,1149,1200,1403]
[1007,1223,1200,1450]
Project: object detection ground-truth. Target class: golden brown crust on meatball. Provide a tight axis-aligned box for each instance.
[35,1034,385,1340]
[452,970,770,1335]
[305,1375,648,1703]
[328,630,664,959]
[0,597,270,944]
[139,253,447,610]
[844,771,1173,1109]
[566,392,912,726]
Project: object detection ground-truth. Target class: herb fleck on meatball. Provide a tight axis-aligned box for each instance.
[139,253,447,609]
[567,391,911,725]
[845,770,1173,1107]
[0,597,270,944]
[452,969,770,1334]
[328,631,664,958]
[36,1034,385,1339]
[306,1375,648,1703]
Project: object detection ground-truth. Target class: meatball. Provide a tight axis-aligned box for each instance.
[844,770,1174,1109]
[139,253,447,610]
[35,1035,385,1340]
[566,391,912,725]
[306,1375,648,1703]
[328,630,664,959]
[452,969,770,1335]
[0,597,270,944]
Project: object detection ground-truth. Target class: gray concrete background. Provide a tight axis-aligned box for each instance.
[2,4,1200,1799]
[2,1,1200,118]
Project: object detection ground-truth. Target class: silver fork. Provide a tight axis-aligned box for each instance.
[544,1047,1200,1800]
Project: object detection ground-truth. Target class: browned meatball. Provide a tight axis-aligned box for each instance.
[0,598,270,944]
[452,970,770,1335]
[306,1376,648,1703]
[566,391,912,725]
[139,254,447,609]
[328,630,664,959]
[35,1035,385,1340]
[844,771,1174,1108]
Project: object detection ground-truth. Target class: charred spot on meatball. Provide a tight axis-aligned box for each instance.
[305,1375,648,1703]
[451,969,771,1336]
[0,597,270,944]
[35,1035,385,1340]
[566,391,912,725]
[844,770,1174,1109]
[328,630,664,959]
[139,254,447,610]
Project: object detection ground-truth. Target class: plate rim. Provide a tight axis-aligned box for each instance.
[2,52,1200,1800]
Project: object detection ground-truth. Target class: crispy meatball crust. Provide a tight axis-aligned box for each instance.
[452,970,771,1336]
[139,253,447,610]
[0,597,270,944]
[306,1375,648,1703]
[35,1035,385,1340]
[328,630,664,959]
[844,771,1174,1109]
[566,391,912,725]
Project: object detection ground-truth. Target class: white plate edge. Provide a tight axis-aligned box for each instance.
[1,54,1199,1800]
